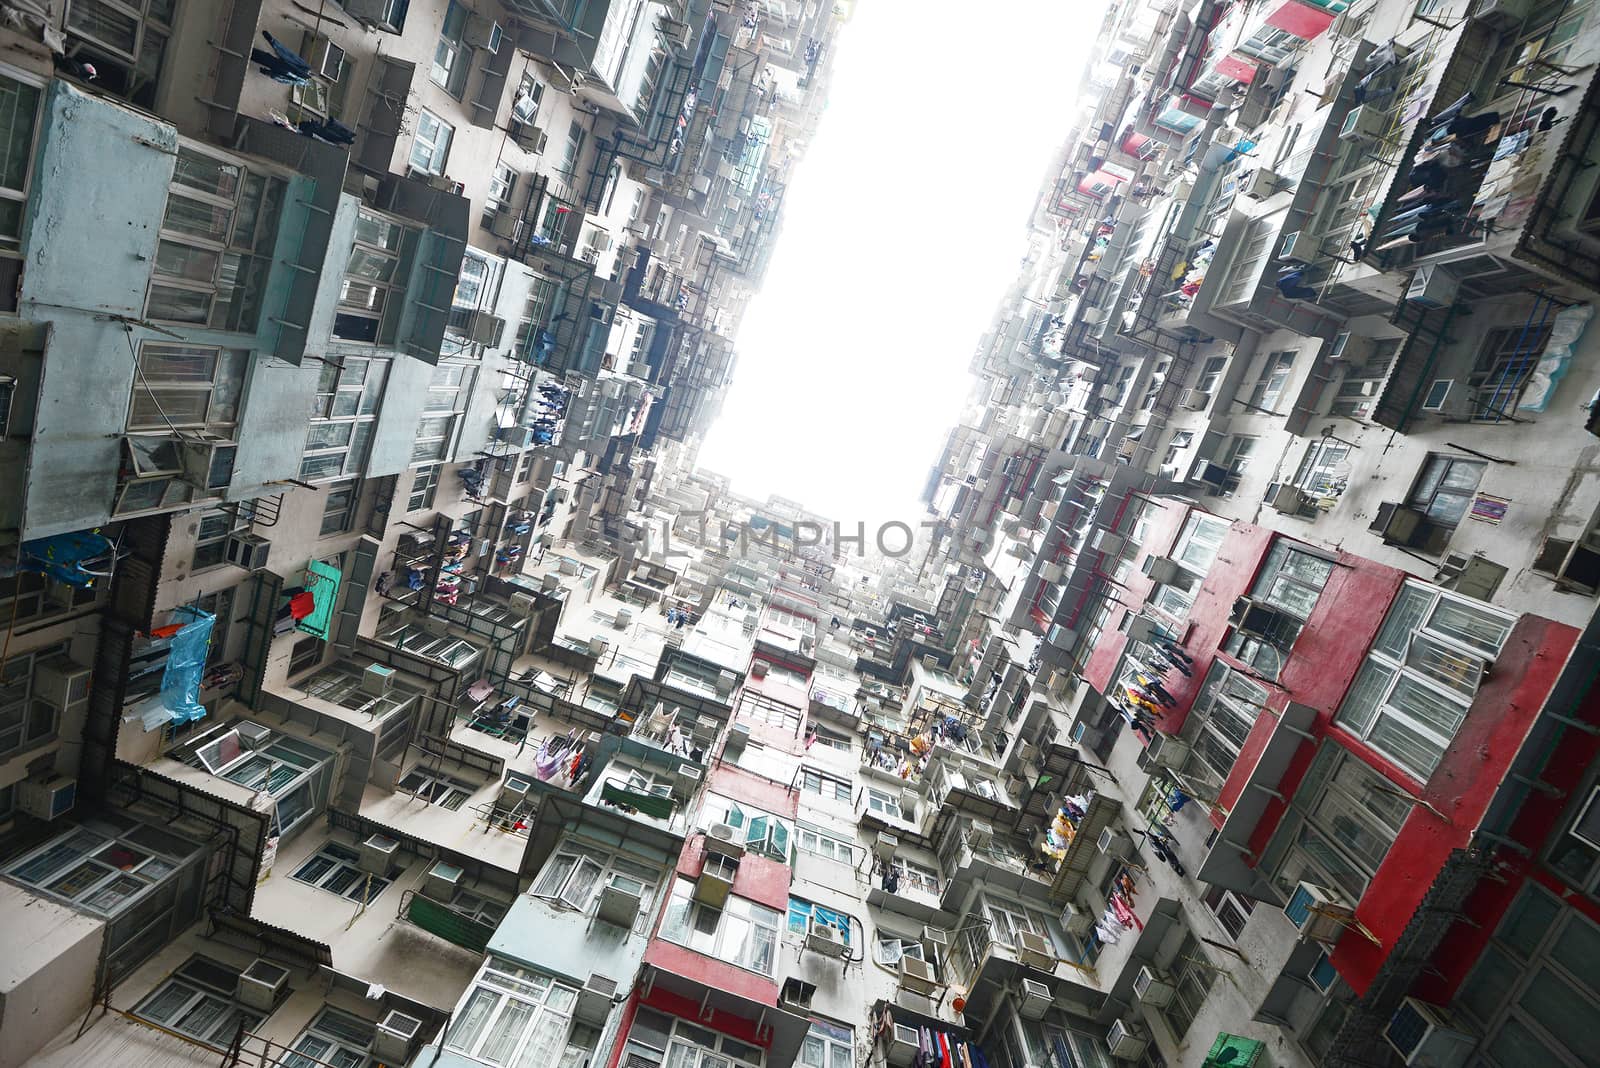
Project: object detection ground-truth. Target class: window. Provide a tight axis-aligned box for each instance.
[5,817,201,916]
[531,842,659,929]
[1453,885,1600,1068]
[127,342,249,432]
[335,211,417,343]
[1195,355,1228,395]
[983,897,1059,953]
[891,857,939,896]
[558,119,585,183]
[1293,439,1352,499]
[1406,454,1487,530]
[809,726,850,753]
[65,0,172,108]
[865,787,902,820]
[1178,663,1267,789]
[281,1007,378,1068]
[147,147,283,331]
[623,1009,765,1068]
[1219,217,1273,306]
[0,72,41,253]
[660,878,782,975]
[194,587,233,668]
[796,822,854,864]
[1214,435,1257,494]
[411,109,454,175]
[787,897,851,942]
[801,767,851,802]
[1204,884,1255,941]
[485,163,517,220]
[302,357,388,481]
[430,0,470,96]
[398,766,475,809]
[1222,541,1334,679]
[194,730,335,839]
[512,75,543,125]
[1335,582,1512,780]
[874,933,927,966]
[292,841,390,903]
[445,957,580,1068]
[319,481,358,537]
[192,504,245,570]
[1160,933,1216,1040]
[1261,743,1411,903]
[1150,512,1227,620]
[735,689,803,732]
[289,635,323,676]
[710,796,792,860]
[409,465,441,512]
[134,957,264,1046]
[800,1022,853,1068]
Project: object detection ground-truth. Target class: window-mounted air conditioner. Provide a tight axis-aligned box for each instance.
[874,831,900,860]
[236,958,290,1011]
[1339,104,1385,143]
[596,881,643,926]
[1178,388,1210,410]
[177,435,238,492]
[33,657,90,709]
[464,311,507,347]
[425,860,463,901]
[499,773,533,810]
[1014,930,1057,970]
[1059,902,1095,936]
[302,33,346,80]
[1471,0,1531,31]
[704,822,745,858]
[1265,482,1309,515]
[921,924,949,952]
[1406,264,1459,309]
[806,916,849,958]
[236,721,272,749]
[514,124,549,154]
[1240,168,1282,199]
[575,973,618,1024]
[362,663,395,695]
[17,775,76,820]
[1133,965,1176,1006]
[359,834,400,875]
[1284,881,1356,944]
[1018,976,1052,1018]
[374,1010,424,1062]
[1328,331,1374,362]
[1384,998,1477,1067]
[1097,827,1132,856]
[695,850,738,907]
[1140,555,1188,586]
[888,1023,921,1066]
[1369,501,1427,546]
[1420,378,1473,418]
[1106,1020,1148,1060]
[224,532,271,570]
[464,13,503,52]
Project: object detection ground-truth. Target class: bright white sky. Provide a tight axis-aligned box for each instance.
[699,0,1104,528]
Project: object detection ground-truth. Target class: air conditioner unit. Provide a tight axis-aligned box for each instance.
[33,658,91,709]
[1124,615,1161,642]
[1284,881,1356,943]
[1098,827,1132,855]
[425,860,463,900]
[236,959,290,1011]
[1140,555,1186,585]
[1232,597,1292,639]
[575,973,618,1024]
[966,820,994,849]
[1471,0,1531,30]
[362,663,396,695]
[724,722,751,756]
[705,822,746,858]
[1092,528,1127,554]
[1015,930,1057,970]
[1369,501,1426,546]
[695,851,738,906]
[498,425,535,448]
[1060,902,1095,936]
[224,532,271,570]
[875,831,900,860]
[1420,377,1473,418]
[177,436,238,492]
[464,311,507,347]
[17,775,76,820]
[1178,388,1210,410]
[1191,459,1231,490]
[899,788,920,819]
[464,13,503,51]
[888,1023,921,1067]
[359,834,400,875]
[303,34,346,80]
[1278,230,1303,261]
[1328,331,1374,362]
[1384,998,1477,1067]
[236,722,272,749]
[921,924,949,952]
[628,360,653,379]
[1133,965,1176,1007]
[1018,976,1052,1019]
[1265,482,1309,515]
[1406,264,1459,309]
[515,124,549,154]
[671,763,702,798]
[596,881,643,926]
[587,230,614,253]
[499,773,532,810]
[1240,168,1282,199]
[374,1010,424,1062]
[1151,735,1191,769]
[1106,1020,1149,1060]
[807,916,849,958]
[1339,105,1385,143]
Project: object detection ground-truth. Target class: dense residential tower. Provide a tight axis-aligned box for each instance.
[1,2,1599,1068]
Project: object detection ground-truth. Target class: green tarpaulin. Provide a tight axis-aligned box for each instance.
[600,782,676,820]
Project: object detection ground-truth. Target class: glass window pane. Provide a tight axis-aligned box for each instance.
[1548,912,1600,990]
[1375,587,1433,659]
[1428,599,1513,655]
[1337,661,1394,735]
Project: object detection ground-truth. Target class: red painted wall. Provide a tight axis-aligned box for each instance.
[601,990,643,1068]
[675,829,793,911]
[640,940,780,1011]
[634,973,776,1046]
[706,764,800,818]
[1330,615,1579,993]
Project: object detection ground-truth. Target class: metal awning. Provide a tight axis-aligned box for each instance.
[1197,701,1317,897]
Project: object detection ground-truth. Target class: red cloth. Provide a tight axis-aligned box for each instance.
[288,591,315,620]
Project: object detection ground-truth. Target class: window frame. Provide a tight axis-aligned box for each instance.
[133,955,265,1047]
[443,956,581,1068]
[410,108,455,176]
[659,877,782,976]
[290,841,390,903]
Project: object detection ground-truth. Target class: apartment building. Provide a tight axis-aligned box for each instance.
[923,0,1600,1065]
